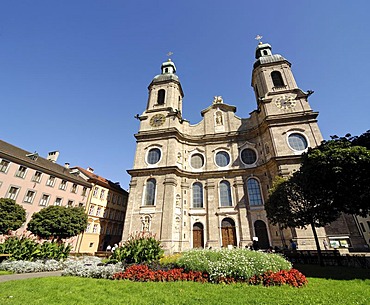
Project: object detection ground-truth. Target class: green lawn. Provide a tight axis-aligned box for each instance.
[0,276,369,305]
[0,271,12,275]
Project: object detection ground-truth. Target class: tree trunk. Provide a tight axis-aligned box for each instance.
[311,222,324,266]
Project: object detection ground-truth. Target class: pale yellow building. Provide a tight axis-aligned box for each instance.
[74,167,128,253]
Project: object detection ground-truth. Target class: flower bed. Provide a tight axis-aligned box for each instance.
[113,264,208,282]
[112,264,307,287]
[248,269,308,287]
[176,248,292,282]
[0,259,64,273]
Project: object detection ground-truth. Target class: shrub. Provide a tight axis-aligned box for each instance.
[111,231,164,264]
[61,256,124,279]
[176,248,292,282]
[0,259,64,273]
[0,236,71,261]
[159,253,182,266]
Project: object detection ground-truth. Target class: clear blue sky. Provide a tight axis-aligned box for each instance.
[1,1,369,189]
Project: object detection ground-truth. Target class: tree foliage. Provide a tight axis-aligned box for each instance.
[0,198,26,234]
[300,135,370,217]
[267,131,370,228]
[27,206,88,241]
[266,131,370,264]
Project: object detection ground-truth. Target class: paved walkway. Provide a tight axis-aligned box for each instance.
[0,271,62,283]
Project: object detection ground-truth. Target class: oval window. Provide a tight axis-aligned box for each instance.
[147,148,161,164]
[215,151,230,167]
[191,153,205,169]
[288,133,308,151]
[241,148,257,165]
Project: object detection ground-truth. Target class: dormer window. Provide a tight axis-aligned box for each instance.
[271,71,284,87]
[157,89,165,105]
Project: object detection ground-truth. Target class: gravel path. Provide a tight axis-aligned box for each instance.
[0,271,62,283]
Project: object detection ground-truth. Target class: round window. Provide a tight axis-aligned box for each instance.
[190,153,205,169]
[147,148,161,164]
[241,148,257,165]
[288,133,308,151]
[215,151,230,167]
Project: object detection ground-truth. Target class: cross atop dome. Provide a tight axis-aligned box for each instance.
[255,35,263,44]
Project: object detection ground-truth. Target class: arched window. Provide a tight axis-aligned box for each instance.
[157,89,165,105]
[192,182,203,208]
[220,180,232,207]
[271,71,284,87]
[247,178,263,206]
[145,178,156,206]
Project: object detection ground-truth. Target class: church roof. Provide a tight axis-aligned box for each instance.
[253,41,291,69]
[253,54,290,69]
[152,73,179,83]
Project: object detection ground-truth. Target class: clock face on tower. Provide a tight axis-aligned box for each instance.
[275,95,296,110]
[150,114,166,127]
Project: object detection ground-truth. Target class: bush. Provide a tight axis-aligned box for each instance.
[176,248,292,282]
[159,253,182,266]
[0,259,64,273]
[61,256,124,279]
[0,236,71,261]
[111,231,164,264]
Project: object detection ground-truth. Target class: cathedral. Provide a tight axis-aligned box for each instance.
[122,41,327,253]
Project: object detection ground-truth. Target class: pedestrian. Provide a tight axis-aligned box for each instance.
[323,239,329,250]
[290,239,297,251]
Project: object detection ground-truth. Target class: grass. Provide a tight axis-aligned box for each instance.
[0,270,12,275]
[0,276,369,305]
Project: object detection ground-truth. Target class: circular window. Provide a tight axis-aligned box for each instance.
[288,133,308,151]
[241,148,257,165]
[147,148,161,164]
[215,151,230,167]
[190,153,205,169]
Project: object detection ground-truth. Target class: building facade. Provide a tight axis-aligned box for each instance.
[73,167,128,253]
[123,42,330,253]
[0,140,91,249]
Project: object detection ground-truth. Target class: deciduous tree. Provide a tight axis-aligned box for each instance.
[266,131,370,265]
[0,198,26,234]
[27,206,88,242]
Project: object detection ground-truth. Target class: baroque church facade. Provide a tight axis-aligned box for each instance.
[122,41,327,253]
